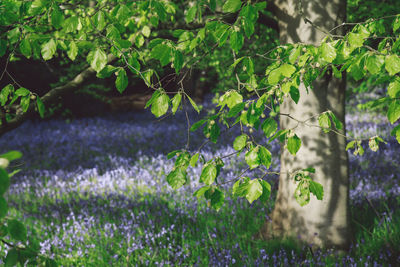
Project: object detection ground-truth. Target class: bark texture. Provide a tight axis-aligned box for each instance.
[260,0,351,249]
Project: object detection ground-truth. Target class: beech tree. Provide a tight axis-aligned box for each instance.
[1,0,400,264]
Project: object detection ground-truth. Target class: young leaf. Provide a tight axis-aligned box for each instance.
[151,93,169,118]
[87,48,107,73]
[0,84,13,106]
[222,0,242,13]
[259,180,271,202]
[171,93,182,115]
[20,95,30,112]
[233,134,247,151]
[36,97,45,118]
[390,124,400,144]
[388,79,400,98]
[328,111,343,130]
[200,163,217,185]
[309,181,324,200]
[246,179,263,204]
[245,147,260,169]
[366,54,384,75]
[167,150,181,159]
[186,5,197,23]
[258,146,271,169]
[41,39,57,60]
[142,25,151,37]
[387,100,400,124]
[190,119,206,131]
[294,181,310,206]
[145,90,161,109]
[210,188,225,211]
[166,167,187,189]
[190,153,200,167]
[262,118,278,138]
[318,113,331,132]
[346,140,356,150]
[67,41,78,61]
[221,91,243,109]
[63,16,78,33]
[287,134,301,155]
[320,42,336,63]
[94,11,106,31]
[0,151,22,161]
[187,95,200,113]
[15,87,30,97]
[193,186,210,198]
[280,63,296,78]
[115,68,128,93]
[230,30,244,53]
[174,50,184,73]
[20,38,32,58]
[385,55,400,76]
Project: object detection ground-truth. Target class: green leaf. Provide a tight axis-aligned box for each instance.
[97,65,118,78]
[280,63,296,78]
[0,84,13,106]
[318,113,331,132]
[328,111,343,130]
[51,6,64,29]
[0,39,6,57]
[0,196,7,218]
[210,188,225,211]
[332,65,342,79]
[200,163,217,185]
[385,55,400,76]
[233,134,247,151]
[94,10,106,31]
[190,153,200,167]
[320,42,336,63]
[259,146,271,169]
[63,16,78,33]
[167,167,187,189]
[87,48,107,73]
[393,16,400,32]
[190,119,206,131]
[115,69,128,94]
[0,150,21,161]
[187,95,200,113]
[186,5,197,23]
[67,41,78,61]
[175,151,191,169]
[387,100,400,124]
[230,30,244,53]
[388,79,400,98]
[4,248,18,267]
[366,54,384,75]
[0,168,10,195]
[261,118,278,138]
[245,147,260,169]
[167,150,181,159]
[287,134,301,155]
[193,186,210,198]
[15,87,30,97]
[20,96,30,113]
[246,179,263,204]
[294,181,310,206]
[233,179,249,197]
[259,180,271,202]
[391,124,400,144]
[145,90,161,109]
[171,93,182,115]
[20,38,32,58]
[8,219,27,242]
[348,32,364,49]
[35,97,45,118]
[346,140,356,150]
[151,93,169,118]
[45,258,58,267]
[151,44,172,67]
[174,50,184,73]
[227,102,245,118]
[267,68,282,85]
[222,0,242,13]
[41,39,57,60]
[142,25,151,38]
[289,85,300,104]
[309,181,324,200]
[221,91,243,109]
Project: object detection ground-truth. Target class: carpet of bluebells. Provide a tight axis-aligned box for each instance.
[1,93,399,266]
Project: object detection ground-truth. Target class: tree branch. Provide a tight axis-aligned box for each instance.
[0,54,117,137]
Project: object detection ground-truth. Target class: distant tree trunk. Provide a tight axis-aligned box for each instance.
[259,0,351,249]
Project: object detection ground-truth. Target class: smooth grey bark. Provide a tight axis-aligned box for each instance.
[260,0,351,249]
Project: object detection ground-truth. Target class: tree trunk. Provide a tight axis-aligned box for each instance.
[260,0,351,249]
